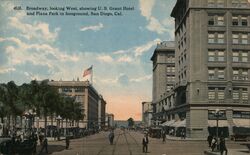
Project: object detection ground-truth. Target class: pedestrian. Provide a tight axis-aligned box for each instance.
[142,133,149,153]
[219,137,228,155]
[207,134,213,147]
[108,130,114,145]
[66,136,70,149]
[39,138,48,154]
[181,129,185,139]
[162,130,166,143]
[211,136,217,152]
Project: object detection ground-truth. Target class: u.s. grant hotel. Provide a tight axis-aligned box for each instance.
[151,0,250,139]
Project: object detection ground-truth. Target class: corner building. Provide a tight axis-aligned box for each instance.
[48,80,103,129]
[171,0,250,138]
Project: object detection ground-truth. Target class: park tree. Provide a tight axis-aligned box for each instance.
[127,117,134,128]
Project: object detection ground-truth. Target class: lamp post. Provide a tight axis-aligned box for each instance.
[56,115,62,140]
[24,110,36,137]
[214,109,222,151]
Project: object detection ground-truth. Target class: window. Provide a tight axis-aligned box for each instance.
[208,16,215,25]
[167,67,171,72]
[217,16,224,25]
[217,0,224,7]
[218,33,224,43]
[208,33,215,43]
[75,87,84,92]
[208,110,226,120]
[232,0,249,7]
[233,51,239,62]
[242,70,248,80]
[208,69,215,79]
[242,52,248,62]
[242,17,248,26]
[218,89,225,100]
[208,51,215,61]
[233,70,239,80]
[233,111,250,118]
[242,34,248,44]
[232,16,239,26]
[208,0,215,6]
[242,89,248,100]
[171,67,175,73]
[240,0,248,7]
[208,88,216,100]
[218,69,225,79]
[218,51,225,61]
[233,89,239,100]
[233,34,239,44]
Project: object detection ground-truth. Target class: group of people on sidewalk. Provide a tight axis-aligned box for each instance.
[207,135,228,155]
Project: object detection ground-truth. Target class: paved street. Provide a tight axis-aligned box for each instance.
[35,129,250,155]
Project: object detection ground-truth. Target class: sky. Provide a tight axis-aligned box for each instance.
[0,0,176,121]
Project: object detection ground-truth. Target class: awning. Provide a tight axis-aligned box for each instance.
[161,120,175,126]
[173,119,186,128]
[208,120,229,127]
[233,119,250,128]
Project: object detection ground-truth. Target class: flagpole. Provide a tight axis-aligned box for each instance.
[91,65,93,85]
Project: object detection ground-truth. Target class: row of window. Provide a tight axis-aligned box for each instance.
[166,56,175,63]
[208,15,248,26]
[167,76,175,82]
[208,68,249,80]
[61,87,84,93]
[208,110,250,120]
[208,87,248,100]
[208,0,249,7]
[208,32,249,45]
[208,50,249,62]
[166,66,175,73]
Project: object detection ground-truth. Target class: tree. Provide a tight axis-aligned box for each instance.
[127,117,134,128]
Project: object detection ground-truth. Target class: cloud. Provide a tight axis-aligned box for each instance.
[80,23,104,32]
[97,55,113,63]
[8,15,60,42]
[130,75,152,82]
[0,67,16,74]
[147,17,167,34]
[139,0,156,20]
[117,55,132,63]
[139,0,174,36]
[134,38,160,57]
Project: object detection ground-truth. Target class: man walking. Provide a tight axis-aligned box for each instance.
[109,130,115,145]
[66,136,70,149]
[162,130,166,143]
[142,133,149,153]
[219,137,228,155]
[39,138,48,154]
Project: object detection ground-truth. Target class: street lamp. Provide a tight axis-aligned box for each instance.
[213,109,222,151]
[56,115,62,140]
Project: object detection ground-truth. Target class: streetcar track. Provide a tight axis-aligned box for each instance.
[123,131,133,155]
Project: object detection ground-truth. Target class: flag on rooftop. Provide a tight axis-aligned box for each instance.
[83,66,92,77]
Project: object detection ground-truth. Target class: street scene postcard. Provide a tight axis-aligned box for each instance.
[0,0,250,155]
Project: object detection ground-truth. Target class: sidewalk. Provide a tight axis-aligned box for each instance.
[166,135,206,141]
[204,149,249,155]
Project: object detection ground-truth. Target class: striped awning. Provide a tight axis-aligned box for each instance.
[161,120,175,126]
[233,119,250,128]
[172,119,186,127]
[208,120,229,127]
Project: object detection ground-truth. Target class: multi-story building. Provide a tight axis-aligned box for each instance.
[168,0,250,138]
[105,113,115,127]
[151,41,175,125]
[47,79,103,129]
[142,102,153,127]
[98,95,106,129]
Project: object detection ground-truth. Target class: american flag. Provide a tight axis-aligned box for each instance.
[83,66,92,77]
